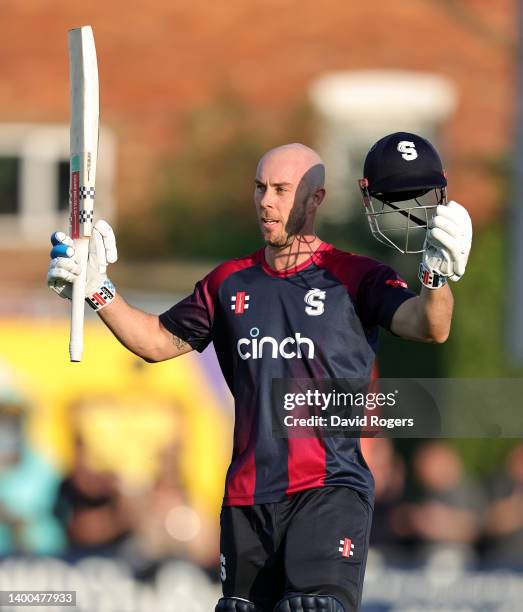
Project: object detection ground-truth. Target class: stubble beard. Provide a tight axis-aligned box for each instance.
[263,199,308,249]
[265,232,292,248]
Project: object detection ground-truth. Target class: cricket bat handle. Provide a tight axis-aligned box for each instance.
[69,237,89,362]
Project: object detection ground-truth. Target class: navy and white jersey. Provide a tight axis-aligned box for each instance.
[159,243,415,506]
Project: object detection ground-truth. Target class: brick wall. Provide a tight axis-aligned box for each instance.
[0,0,515,237]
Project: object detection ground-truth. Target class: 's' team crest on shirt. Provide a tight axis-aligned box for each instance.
[304,288,326,316]
[339,537,355,558]
[231,291,250,315]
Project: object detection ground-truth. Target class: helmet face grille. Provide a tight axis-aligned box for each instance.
[360,184,447,254]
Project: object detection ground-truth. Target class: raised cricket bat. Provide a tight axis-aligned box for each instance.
[68,26,99,362]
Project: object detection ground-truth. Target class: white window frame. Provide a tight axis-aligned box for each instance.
[0,123,115,247]
[309,71,457,223]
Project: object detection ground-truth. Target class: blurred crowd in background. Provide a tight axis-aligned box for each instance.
[0,360,215,578]
[1,356,522,577]
[366,438,523,569]
[2,303,522,612]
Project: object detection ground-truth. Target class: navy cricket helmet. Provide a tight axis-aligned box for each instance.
[359,132,448,253]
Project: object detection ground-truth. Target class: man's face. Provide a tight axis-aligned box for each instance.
[254,153,313,248]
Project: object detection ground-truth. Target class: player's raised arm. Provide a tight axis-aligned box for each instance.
[47,220,192,362]
[358,132,472,344]
[97,295,192,362]
[390,283,454,343]
[391,199,472,343]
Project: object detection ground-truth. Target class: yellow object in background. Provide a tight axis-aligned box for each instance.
[0,318,232,518]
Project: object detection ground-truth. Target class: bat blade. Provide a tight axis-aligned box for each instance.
[68,25,99,362]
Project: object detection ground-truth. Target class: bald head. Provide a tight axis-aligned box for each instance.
[254,143,326,247]
[257,143,325,191]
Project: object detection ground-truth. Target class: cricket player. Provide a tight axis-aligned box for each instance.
[47,134,472,612]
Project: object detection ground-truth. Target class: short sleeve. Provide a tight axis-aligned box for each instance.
[159,277,214,353]
[357,263,416,330]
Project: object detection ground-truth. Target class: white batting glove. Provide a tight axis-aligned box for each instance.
[419,200,472,289]
[47,219,118,310]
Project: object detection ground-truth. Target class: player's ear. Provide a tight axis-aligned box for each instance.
[311,187,326,208]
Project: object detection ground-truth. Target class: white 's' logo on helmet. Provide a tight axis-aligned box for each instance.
[397,141,418,161]
[304,288,326,316]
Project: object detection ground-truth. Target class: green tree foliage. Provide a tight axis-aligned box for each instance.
[443,221,515,376]
[439,220,521,476]
[151,95,313,260]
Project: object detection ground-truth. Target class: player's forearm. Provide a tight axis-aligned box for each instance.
[417,283,454,343]
[391,285,453,343]
[97,294,187,361]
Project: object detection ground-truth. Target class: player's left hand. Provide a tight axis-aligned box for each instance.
[419,200,472,288]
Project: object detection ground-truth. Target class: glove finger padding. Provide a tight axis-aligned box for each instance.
[48,256,81,281]
[51,231,75,248]
[95,219,118,263]
[88,220,118,274]
[435,202,472,230]
[92,229,108,272]
[420,200,472,288]
[428,227,460,262]
[430,214,461,239]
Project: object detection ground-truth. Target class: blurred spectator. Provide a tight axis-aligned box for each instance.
[0,363,65,555]
[55,397,219,579]
[54,434,133,559]
[122,439,219,579]
[364,439,406,552]
[403,442,484,561]
[484,443,523,568]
